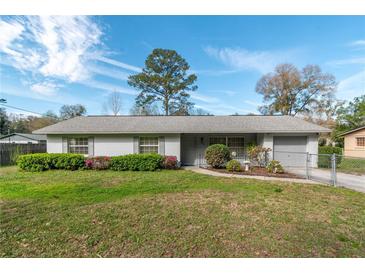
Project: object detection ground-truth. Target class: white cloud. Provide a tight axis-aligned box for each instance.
[328,57,365,66]
[30,81,60,96]
[243,100,260,107]
[349,40,365,47]
[190,93,219,103]
[204,46,292,74]
[82,79,137,95]
[337,70,365,99]
[95,56,141,72]
[0,19,24,54]
[0,16,140,98]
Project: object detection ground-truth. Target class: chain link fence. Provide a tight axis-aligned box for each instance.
[197,150,365,192]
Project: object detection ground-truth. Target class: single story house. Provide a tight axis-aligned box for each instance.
[0,133,47,144]
[338,126,365,158]
[33,115,330,167]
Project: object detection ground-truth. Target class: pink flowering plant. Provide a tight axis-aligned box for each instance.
[84,156,111,170]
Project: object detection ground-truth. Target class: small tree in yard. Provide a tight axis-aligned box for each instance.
[205,144,231,168]
[247,145,271,167]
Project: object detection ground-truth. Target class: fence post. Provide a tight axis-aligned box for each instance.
[305,152,309,179]
[331,153,337,187]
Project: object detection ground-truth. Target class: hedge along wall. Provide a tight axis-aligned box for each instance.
[17,153,85,172]
[17,153,165,172]
[110,154,164,171]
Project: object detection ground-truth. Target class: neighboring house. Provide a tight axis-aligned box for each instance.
[338,126,365,158]
[33,115,330,167]
[0,133,47,144]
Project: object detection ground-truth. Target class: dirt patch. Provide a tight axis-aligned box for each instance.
[203,166,301,179]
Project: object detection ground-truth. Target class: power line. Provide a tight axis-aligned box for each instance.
[0,103,46,116]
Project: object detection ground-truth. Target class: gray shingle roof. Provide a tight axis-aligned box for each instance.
[0,133,47,141]
[33,115,330,134]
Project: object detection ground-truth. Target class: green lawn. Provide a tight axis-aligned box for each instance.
[337,158,365,175]
[1,166,365,257]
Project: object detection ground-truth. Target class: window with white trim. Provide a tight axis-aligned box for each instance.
[139,137,159,154]
[68,137,88,154]
[209,136,245,157]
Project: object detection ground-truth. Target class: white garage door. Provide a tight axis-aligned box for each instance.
[273,136,307,167]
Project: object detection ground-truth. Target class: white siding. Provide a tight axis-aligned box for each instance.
[165,134,181,161]
[94,135,134,156]
[47,135,63,153]
[46,134,181,160]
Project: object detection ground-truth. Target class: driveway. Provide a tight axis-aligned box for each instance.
[287,167,365,193]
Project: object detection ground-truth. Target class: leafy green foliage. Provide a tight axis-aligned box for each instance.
[247,145,271,167]
[110,154,164,171]
[266,160,284,174]
[334,95,365,144]
[226,160,242,172]
[205,144,231,168]
[17,153,85,172]
[128,48,197,115]
[59,104,86,120]
[318,146,343,167]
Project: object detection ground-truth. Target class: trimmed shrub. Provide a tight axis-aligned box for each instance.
[205,144,231,168]
[318,146,343,167]
[266,160,284,174]
[85,156,111,170]
[110,154,164,171]
[163,155,178,169]
[226,160,242,172]
[17,153,85,171]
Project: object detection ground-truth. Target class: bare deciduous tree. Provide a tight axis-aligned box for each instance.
[256,64,337,116]
[102,91,123,115]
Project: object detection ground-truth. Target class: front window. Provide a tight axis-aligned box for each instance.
[357,137,365,147]
[209,136,245,157]
[228,137,245,157]
[139,137,159,154]
[68,137,88,154]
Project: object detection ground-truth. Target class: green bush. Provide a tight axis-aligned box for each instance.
[17,153,85,171]
[226,160,242,172]
[205,144,231,168]
[266,160,284,174]
[318,146,343,168]
[110,154,164,171]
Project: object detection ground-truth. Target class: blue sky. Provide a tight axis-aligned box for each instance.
[0,16,364,116]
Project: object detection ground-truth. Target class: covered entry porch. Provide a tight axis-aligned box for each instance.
[181,133,257,166]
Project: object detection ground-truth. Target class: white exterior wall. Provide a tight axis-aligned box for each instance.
[46,134,181,161]
[47,135,63,153]
[165,135,181,161]
[94,135,134,156]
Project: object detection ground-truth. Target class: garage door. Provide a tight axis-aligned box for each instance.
[273,136,307,167]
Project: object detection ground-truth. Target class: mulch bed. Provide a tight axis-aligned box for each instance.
[203,166,301,179]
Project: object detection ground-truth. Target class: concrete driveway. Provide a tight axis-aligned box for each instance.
[287,167,365,193]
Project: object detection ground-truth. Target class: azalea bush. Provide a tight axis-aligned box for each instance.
[163,155,178,169]
[85,156,111,170]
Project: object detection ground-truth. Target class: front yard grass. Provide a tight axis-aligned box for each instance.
[337,158,365,175]
[1,166,365,257]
